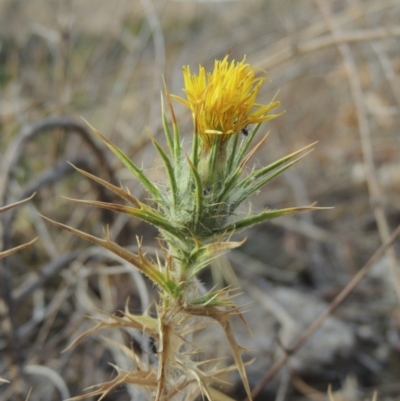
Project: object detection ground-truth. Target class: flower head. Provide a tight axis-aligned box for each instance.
[172,55,282,148]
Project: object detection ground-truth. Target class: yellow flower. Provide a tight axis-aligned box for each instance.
[172,55,282,148]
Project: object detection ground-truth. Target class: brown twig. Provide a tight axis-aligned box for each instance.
[0,117,114,390]
[258,27,400,70]
[0,117,113,207]
[371,41,400,109]
[14,252,81,306]
[245,223,400,401]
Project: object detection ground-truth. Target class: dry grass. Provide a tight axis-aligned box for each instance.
[1,0,400,400]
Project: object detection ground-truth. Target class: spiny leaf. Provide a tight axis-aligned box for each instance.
[62,197,187,242]
[63,309,158,352]
[185,153,203,230]
[233,123,261,169]
[216,318,251,401]
[40,215,180,295]
[190,286,243,309]
[217,164,244,204]
[68,163,141,207]
[242,142,317,184]
[0,194,37,258]
[168,358,250,400]
[162,79,181,163]
[124,307,159,335]
[216,205,331,235]
[185,305,253,401]
[207,387,238,401]
[240,132,270,169]
[82,118,164,203]
[66,373,127,400]
[65,369,157,400]
[191,117,200,169]
[160,89,174,158]
[0,238,37,260]
[227,132,240,173]
[200,238,246,259]
[230,149,314,212]
[208,133,219,177]
[0,192,36,213]
[147,129,178,209]
[188,238,246,278]
[179,364,213,401]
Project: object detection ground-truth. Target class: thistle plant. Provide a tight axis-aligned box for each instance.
[43,55,319,401]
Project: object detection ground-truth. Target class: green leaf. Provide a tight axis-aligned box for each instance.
[63,197,188,242]
[227,132,240,173]
[191,127,199,169]
[173,121,181,169]
[148,130,178,209]
[217,165,242,204]
[82,119,164,204]
[232,123,261,169]
[214,205,329,234]
[230,147,314,212]
[218,133,270,203]
[68,163,141,207]
[161,93,174,158]
[185,154,203,230]
[242,142,316,186]
[208,134,219,180]
[162,81,181,166]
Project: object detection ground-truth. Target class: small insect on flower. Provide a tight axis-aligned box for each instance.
[241,125,249,136]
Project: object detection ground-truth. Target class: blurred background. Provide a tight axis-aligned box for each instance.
[1,0,400,400]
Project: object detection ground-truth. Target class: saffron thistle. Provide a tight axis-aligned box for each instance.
[172,55,282,149]
[42,55,321,401]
